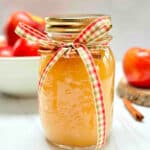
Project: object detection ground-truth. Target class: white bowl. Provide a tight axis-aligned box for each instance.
[0,57,40,97]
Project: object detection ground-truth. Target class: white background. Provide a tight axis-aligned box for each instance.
[0,0,150,60]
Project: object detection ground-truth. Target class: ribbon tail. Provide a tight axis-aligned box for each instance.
[76,45,106,149]
[15,22,55,49]
[38,47,69,92]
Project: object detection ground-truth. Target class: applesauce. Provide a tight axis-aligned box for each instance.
[38,15,115,148]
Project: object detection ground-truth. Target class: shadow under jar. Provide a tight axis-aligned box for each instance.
[39,15,115,149]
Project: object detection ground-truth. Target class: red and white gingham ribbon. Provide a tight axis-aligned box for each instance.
[15,16,112,150]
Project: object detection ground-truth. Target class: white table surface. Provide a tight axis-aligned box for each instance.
[0,62,149,150]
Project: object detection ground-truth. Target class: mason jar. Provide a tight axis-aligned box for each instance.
[38,15,115,149]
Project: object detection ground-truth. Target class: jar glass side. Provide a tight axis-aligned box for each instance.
[38,46,115,147]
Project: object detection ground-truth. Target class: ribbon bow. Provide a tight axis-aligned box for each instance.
[15,16,112,150]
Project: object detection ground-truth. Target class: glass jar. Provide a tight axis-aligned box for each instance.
[39,15,115,149]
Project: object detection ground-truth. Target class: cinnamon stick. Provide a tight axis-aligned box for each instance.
[123,98,144,121]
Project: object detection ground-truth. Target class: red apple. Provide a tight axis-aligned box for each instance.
[123,47,150,88]
[13,38,39,56]
[4,11,45,46]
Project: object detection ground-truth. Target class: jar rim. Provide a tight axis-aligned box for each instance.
[45,14,111,33]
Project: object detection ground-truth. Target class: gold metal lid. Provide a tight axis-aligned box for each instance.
[45,14,110,33]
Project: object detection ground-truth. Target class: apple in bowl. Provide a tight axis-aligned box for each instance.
[0,11,45,97]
